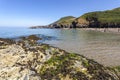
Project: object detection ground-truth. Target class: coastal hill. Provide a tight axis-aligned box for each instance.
[30,16,76,29]
[49,16,76,28]
[30,7,120,29]
[78,7,120,28]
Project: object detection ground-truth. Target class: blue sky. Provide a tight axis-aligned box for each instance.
[0,0,120,27]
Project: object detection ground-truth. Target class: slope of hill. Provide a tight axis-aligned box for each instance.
[55,16,76,24]
[49,16,76,28]
[77,7,120,28]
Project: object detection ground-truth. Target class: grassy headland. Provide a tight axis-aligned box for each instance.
[78,7,120,28]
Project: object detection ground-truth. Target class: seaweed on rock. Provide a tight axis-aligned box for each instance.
[0,36,119,80]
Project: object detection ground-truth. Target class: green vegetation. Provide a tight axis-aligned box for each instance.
[55,16,76,25]
[39,51,119,80]
[39,53,90,79]
[80,7,120,23]
[116,66,120,72]
[113,66,120,72]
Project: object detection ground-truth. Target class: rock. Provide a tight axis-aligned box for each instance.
[40,53,119,80]
[0,38,119,80]
[27,35,41,41]
[0,38,15,45]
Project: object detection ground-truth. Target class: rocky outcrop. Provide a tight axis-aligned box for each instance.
[0,36,120,80]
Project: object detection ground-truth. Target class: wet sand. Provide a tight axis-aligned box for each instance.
[48,28,120,67]
[52,40,120,67]
[78,28,120,67]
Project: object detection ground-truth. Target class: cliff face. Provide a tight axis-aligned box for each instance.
[0,36,120,80]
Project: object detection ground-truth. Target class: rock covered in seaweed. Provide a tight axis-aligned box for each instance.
[40,52,119,80]
[0,36,119,80]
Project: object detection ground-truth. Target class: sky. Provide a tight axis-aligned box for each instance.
[0,0,120,27]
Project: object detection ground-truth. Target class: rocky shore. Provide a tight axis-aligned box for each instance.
[0,35,120,80]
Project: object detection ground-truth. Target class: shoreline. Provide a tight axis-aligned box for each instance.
[53,43,120,67]
[79,28,120,33]
[0,28,120,67]
[42,28,120,67]
[30,27,120,34]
